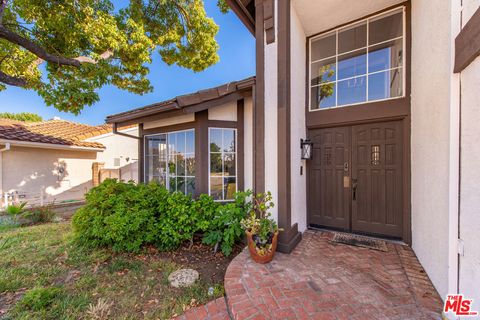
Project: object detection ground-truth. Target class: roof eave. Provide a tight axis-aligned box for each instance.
[0,139,105,152]
[106,76,255,126]
[105,102,180,124]
[227,0,255,35]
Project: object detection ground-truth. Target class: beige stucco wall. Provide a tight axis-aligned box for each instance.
[2,146,97,204]
[143,113,195,130]
[458,0,480,304]
[87,127,139,183]
[411,0,457,298]
[244,96,254,191]
[459,55,480,307]
[290,4,307,232]
[208,100,237,121]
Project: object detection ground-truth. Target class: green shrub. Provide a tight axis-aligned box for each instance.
[18,287,62,311]
[203,190,252,256]
[23,205,56,224]
[73,180,162,252]
[72,179,254,255]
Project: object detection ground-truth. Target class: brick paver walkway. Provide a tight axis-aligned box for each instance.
[173,297,230,320]
[224,230,443,320]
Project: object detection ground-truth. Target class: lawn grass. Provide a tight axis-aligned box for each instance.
[0,222,225,319]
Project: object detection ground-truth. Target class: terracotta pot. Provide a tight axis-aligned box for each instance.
[246,231,278,264]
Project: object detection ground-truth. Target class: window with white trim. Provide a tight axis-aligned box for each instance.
[309,7,405,110]
[209,128,237,201]
[144,129,195,195]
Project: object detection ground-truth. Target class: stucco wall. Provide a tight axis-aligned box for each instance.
[458,0,480,303]
[459,55,480,306]
[2,146,97,203]
[290,4,307,232]
[87,127,139,170]
[410,0,454,298]
[208,100,237,121]
[143,113,195,130]
[263,1,279,222]
[244,96,254,191]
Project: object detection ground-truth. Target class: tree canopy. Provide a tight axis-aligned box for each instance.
[0,0,228,114]
[0,111,42,121]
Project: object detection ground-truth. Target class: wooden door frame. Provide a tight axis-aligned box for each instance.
[306,117,410,242]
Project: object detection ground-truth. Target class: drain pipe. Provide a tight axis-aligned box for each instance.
[0,143,11,208]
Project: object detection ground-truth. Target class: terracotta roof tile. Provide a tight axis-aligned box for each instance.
[0,119,115,149]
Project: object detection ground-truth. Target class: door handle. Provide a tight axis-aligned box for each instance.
[352,179,358,201]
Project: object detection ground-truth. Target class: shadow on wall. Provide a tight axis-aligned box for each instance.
[5,149,97,206]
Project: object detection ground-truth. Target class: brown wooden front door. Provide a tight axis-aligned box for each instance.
[307,121,403,238]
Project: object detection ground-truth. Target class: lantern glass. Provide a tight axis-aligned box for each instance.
[301,139,313,160]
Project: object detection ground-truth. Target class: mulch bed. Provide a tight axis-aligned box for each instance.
[155,236,243,283]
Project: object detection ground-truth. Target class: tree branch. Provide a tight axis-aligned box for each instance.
[0,25,82,67]
[32,50,113,66]
[0,24,114,70]
[0,0,7,25]
[0,70,27,87]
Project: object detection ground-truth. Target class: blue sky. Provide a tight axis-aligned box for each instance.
[0,2,255,125]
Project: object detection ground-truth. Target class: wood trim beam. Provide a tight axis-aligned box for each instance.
[277,0,302,253]
[138,124,144,183]
[195,111,209,196]
[237,99,245,191]
[254,0,265,194]
[454,6,480,73]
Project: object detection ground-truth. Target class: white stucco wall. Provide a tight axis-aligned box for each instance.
[2,146,97,203]
[459,55,480,307]
[87,127,139,170]
[458,0,480,304]
[410,0,455,298]
[208,100,237,121]
[290,4,307,232]
[143,113,195,130]
[244,96,254,191]
[263,1,279,222]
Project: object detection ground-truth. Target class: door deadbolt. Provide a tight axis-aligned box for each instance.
[344,162,349,172]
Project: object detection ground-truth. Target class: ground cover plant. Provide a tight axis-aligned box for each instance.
[0,222,234,319]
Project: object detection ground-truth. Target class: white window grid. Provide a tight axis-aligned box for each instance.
[144,129,195,194]
[208,128,238,201]
[308,6,406,111]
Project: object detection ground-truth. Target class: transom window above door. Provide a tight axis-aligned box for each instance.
[309,7,405,111]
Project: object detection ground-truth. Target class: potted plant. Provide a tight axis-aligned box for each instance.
[240,192,281,264]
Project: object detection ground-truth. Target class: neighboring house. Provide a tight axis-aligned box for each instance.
[0,119,138,207]
[106,0,480,311]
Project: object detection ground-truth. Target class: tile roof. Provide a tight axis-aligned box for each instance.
[0,119,113,149]
[106,76,255,124]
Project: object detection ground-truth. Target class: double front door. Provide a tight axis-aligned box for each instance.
[307,121,403,238]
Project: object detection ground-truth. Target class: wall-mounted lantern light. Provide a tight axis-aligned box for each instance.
[300,139,313,160]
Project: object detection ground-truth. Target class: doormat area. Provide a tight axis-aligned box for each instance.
[330,233,388,252]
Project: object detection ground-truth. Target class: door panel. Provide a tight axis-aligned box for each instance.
[308,120,404,239]
[308,127,350,230]
[351,121,403,237]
